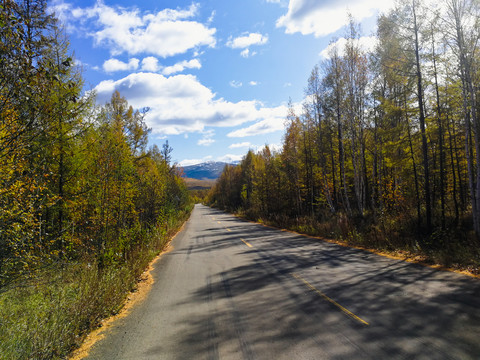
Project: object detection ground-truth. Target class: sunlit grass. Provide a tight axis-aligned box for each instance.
[0,264,130,359]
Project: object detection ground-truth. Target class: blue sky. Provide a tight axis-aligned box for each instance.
[50,0,393,166]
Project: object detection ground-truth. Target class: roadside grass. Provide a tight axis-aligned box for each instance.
[0,207,192,360]
[0,263,132,360]
[233,209,480,276]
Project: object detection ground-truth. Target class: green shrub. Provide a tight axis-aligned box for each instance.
[0,207,191,360]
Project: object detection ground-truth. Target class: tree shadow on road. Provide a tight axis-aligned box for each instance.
[150,208,480,359]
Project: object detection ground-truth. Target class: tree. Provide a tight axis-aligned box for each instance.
[411,0,432,233]
[343,16,370,214]
[322,43,352,215]
[444,0,480,236]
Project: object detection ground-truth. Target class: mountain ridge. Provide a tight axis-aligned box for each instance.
[180,161,235,180]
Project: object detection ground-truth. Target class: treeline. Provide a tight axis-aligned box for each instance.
[1,1,191,357]
[0,0,190,286]
[208,0,480,260]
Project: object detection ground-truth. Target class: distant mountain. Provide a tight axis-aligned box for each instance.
[180,161,233,180]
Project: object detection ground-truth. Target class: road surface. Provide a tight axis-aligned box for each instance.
[85,204,480,359]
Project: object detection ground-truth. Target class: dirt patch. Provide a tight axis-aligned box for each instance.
[69,236,179,360]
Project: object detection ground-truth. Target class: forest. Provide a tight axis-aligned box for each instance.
[208,0,480,268]
[0,1,191,358]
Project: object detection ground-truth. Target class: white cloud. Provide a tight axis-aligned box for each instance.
[198,130,215,146]
[276,0,395,37]
[226,101,303,138]
[49,1,77,32]
[207,10,216,24]
[240,48,258,58]
[52,1,216,58]
[227,32,269,49]
[198,138,215,146]
[94,72,286,136]
[139,57,201,74]
[265,0,289,7]
[229,80,243,88]
[320,36,378,59]
[141,57,161,72]
[103,58,139,72]
[227,105,288,137]
[74,59,85,67]
[229,142,252,149]
[240,49,250,58]
[228,32,268,57]
[217,154,244,163]
[267,143,283,153]
[162,59,201,75]
[249,81,259,86]
[227,118,284,138]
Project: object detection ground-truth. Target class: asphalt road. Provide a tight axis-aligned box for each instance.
[85,204,480,359]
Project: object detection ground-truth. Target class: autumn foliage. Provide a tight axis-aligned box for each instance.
[0,0,190,286]
[208,1,480,266]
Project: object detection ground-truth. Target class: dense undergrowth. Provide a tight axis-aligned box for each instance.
[0,206,191,360]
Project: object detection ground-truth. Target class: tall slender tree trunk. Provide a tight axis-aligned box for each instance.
[406,98,422,232]
[413,1,432,233]
[330,127,338,209]
[337,107,351,216]
[332,56,352,216]
[432,31,446,230]
[453,120,466,211]
[446,113,460,225]
[372,96,379,215]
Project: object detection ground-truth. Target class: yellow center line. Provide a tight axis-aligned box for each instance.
[241,239,253,248]
[291,273,369,326]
